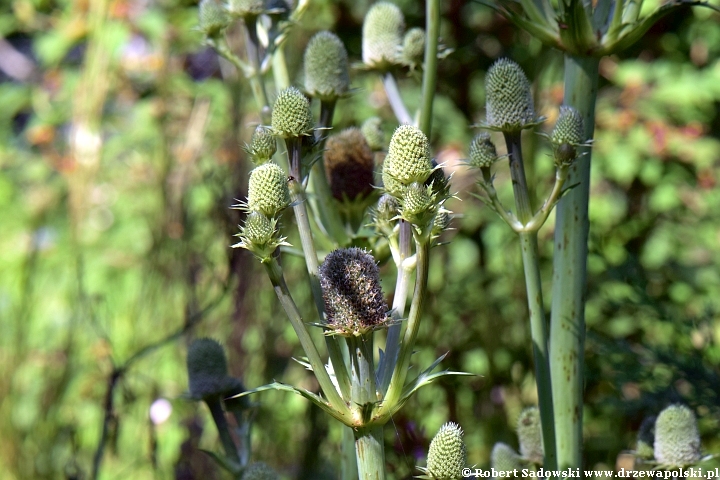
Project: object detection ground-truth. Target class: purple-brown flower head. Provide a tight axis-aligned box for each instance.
[324,128,375,202]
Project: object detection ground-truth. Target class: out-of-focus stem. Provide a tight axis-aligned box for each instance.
[382,73,412,125]
[418,0,440,136]
[550,54,599,470]
[205,397,240,465]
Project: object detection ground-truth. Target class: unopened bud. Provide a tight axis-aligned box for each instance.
[382,125,432,196]
[491,443,522,473]
[469,132,497,169]
[517,407,543,464]
[362,2,404,69]
[402,27,425,66]
[198,0,230,38]
[247,163,290,216]
[271,87,314,138]
[246,126,277,165]
[426,422,467,479]
[431,210,451,238]
[485,58,535,132]
[361,117,385,151]
[654,405,701,467]
[187,339,243,400]
[324,128,375,201]
[304,31,350,101]
[242,211,274,245]
[551,106,584,165]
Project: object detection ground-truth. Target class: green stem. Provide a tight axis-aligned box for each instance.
[503,131,556,470]
[205,396,240,465]
[349,334,378,479]
[242,19,270,123]
[272,45,290,91]
[343,426,359,480]
[550,54,599,470]
[379,238,429,415]
[418,0,440,136]
[381,73,412,125]
[355,427,385,480]
[379,220,412,393]
[263,257,350,417]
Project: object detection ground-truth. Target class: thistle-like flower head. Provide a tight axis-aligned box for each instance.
[271,87,314,138]
[242,462,278,480]
[232,211,289,261]
[550,106,586,166]
[304,31,350,101]
[426,422,467,479]
[187,338,244,400]
[401,182,438,229]
[361,117,385,151]
[401,27,425,68]
[485,58,536,133]
[245,126,277,165]
[198,0,230,38]
[468,132,498,169]
[372,193,399,236]
[324,128,375,202]
[491,443,522,472]
[382,125,433,197]
[654,405,701,467]
[517,406,543,465]
[247,163,290,216]
[318,248,389,336]
[362,2,405,70]
[226,0,264,19]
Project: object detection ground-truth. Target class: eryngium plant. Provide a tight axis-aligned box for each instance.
[303,31,350,101]
[361,1,405,70]
[653,405,702,468]
[418,422,467,479]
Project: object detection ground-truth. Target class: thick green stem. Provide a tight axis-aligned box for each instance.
[343,426,359,480]
[205,397,240,465]
[382,73,412,125]
[355,427,385,480]
[503,131,556,469]
[263,257,350,417]
[550,54,599,469]
[418,0,440,136]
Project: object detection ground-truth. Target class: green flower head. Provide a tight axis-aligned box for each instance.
[226,0,264,19]
[271,87,314,138]
[304,31,350,101]
[468,132,497,169]
[246,125,277,165]
[517,406,543,465]
[485,58,536,132]
[247,163,290,216]
[491,443,522,472]
[382,125,433,196]
[362,2,405,70]
[401,27,426,67]
[550,106,585,166]
[361,116,385,151]
[198,0,230,38]
[426,422,467,479]
[654,405,701,467]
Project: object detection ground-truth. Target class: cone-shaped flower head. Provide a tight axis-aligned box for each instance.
[426,422,467,479]
[550,106,585,165]
[318,248,388,335]
[271,87,314,138]
[485,58,535,132]
[382,125,433,196]
[373,193,399,235]
[187,338,243,400]
[242,462,278,480]
[246,126,277,165]
[401,27,425,66]
[636,415,656,461]
[304,31,350,101]
[654,405,701,467]
[242,211,274,245]
[198,0,230,38]
[227,0,264,19]
[431,209,451,238]
[324,128,375,201]
[469,132,498,169]
[362,2,404,69]
[361,117,385,151]
[517,406,543,464]
[491,443,522,473]
[247,163,290,216]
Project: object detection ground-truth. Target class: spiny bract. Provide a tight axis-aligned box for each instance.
[485,58,535,132]
[426,422,467,479]
[304,31,350,100]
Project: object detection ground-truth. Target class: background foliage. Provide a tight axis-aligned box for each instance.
[0,0,719,478]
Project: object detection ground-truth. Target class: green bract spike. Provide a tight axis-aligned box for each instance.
[654,405,701,467]
[247,163,290,216]
[271,87,314,138]
[426,422,467,479]
[304,31,350,101]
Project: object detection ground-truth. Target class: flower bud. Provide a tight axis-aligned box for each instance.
[426,422,467,479]
[517,406,543,464]
[271,87,314,138]
[401,27,425,67]
[318,248,388,336]
[304,31,350,101]
[362,2,404,70]
[324,128,375,201]
[491,443,522,473]
[654,405,701,467]
[469,132,497,169]
[361,117,385,151]
[242,211,274,245]
[485,58,535,132]
[187,338,244,400]
[373,193,399,235]
[551,106,584,165]
[198,0,230,38]
[401,182,436,228]
[635,415,656,461]
[242,462,278,480]
[227,0,264,19]
[247,163,290,216]
[382,125,433,196]
[431,210,451,238]
[246,126,277,165]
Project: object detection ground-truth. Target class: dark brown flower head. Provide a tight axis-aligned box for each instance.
[324,128,375,202]
[318,248,389,336]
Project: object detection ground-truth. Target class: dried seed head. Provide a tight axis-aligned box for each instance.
[324,128,375,201]
[485,58,535,132]
[401,27,426,66]
[247,163,290,216]
[242,462,278,480]
[382,125,432,196]
[426,422,467,479]
[186,338,244,400]
[361,117,385,151]
[319,248,388,335]
[362,2,404,69]
[227,0,264,18]
[304,31,350,101]
[469,132,497,169]
[247,126,277,165]
[654,405,701,467]
[198,0,230,38]
[491,443,522,472]
[271,87,314,138]
[517,407,543,464]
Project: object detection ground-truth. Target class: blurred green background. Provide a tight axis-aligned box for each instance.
[1,0,719,478]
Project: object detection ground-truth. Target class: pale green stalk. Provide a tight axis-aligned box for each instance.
[272,46,290,90]
[355,427,385,480]
[418,0,440,136]
[382,73,412,125]
[549,55,599,469]
[503,131,556,469]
